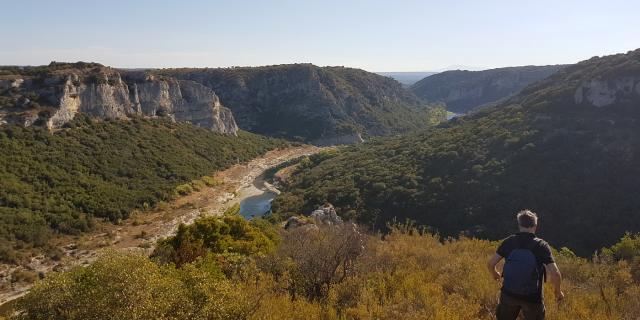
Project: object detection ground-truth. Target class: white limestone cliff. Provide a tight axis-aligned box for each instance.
[1,67,238,135]
[574,77,640,107]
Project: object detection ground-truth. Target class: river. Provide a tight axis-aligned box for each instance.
[237,174,278,218]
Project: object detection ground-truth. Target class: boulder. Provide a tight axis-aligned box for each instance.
[284,216,312,230]
[309,204,343,226]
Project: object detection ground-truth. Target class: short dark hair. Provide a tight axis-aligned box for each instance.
[517,210,538,228]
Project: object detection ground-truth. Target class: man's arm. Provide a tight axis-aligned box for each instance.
[545,262,564,301]
[487,253,503,281]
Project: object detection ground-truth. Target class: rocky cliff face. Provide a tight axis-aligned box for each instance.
[47,72,139,129]
[574,77,640,107]
[0,63,238,135]
[124,72,238,135]
[173,79,238,135]
[157,64,440,144]
[411,65,565,113]
[512,49,640,111]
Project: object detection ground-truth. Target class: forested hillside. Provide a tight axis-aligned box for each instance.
[411,65,564,113]
[272,49,640,255]
[0,117,286,262]
[159,64,445,144]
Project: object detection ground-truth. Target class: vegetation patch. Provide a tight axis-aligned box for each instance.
[0,116,286,262]
[272,50,640,256]
[11,219,640,319]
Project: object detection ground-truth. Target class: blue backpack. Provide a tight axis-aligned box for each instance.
[502,239,544,296]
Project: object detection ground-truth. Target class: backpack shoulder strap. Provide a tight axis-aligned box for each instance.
[514,235,540,250]
[531,238,547,282]
[530,237,543,250]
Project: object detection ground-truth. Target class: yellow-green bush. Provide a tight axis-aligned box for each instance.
[152,213,278,266]
[248,228,640,319]
[201,176,219,187]
[175,183,194,196]
[14,251,251,320]
[13,229,640,319]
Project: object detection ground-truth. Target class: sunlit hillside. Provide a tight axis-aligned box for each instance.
[9,211,640,320]
[272,49,640,256]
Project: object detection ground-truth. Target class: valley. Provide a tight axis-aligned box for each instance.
[0,50,638,318]
[0,37,640,319]
[411,65,565,113]
[0,144,322,306]
[3,2,640,319]
[1,50,640,319]
[376,71,438,86]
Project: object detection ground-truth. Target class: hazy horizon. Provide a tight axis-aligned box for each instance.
[2,0,639,72]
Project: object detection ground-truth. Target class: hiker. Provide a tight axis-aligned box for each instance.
[487,210,564,320]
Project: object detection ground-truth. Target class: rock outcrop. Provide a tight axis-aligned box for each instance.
[157,64,441,144]
[309,204,343,226]
[512,49,640,111]
[284,204,348,232]
[574,77,640,107]
[0,63,238,135]
[173,79,238,135]
[47,72,139,129]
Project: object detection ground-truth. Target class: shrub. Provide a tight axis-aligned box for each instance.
[262,223,365,300]
[201,176,219,187]
[152,213,278,266]
[191,180,207,192]
[10,269,38,284]
[224,203,240,216]
[602,233,640,261]
[14,251,252,320]
[11,229,640,319]
[15,252,190,320]
[175,183,194,196]
[250,225,640,319]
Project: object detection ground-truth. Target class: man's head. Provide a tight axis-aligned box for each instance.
[517,209,538,233]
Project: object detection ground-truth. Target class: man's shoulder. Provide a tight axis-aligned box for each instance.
[533,237,551,249]
[496,234,517,257]
[532,237,555,264]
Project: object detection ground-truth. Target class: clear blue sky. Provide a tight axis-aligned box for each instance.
[2,0,638,71]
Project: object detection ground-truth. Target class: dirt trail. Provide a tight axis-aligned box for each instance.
[0,145,323,305]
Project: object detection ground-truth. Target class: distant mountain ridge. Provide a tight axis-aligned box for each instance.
[411,65,565,113]
[273,49,640,255]
[376,71,438,86]
[158,64,444,144]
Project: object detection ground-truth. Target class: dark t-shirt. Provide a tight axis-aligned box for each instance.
[496,232,555,303]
